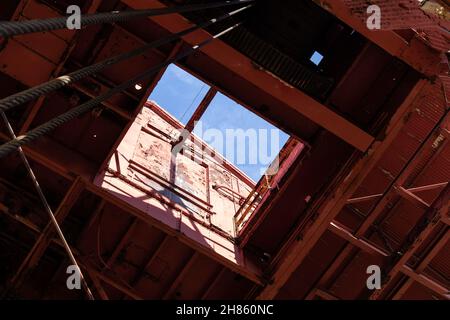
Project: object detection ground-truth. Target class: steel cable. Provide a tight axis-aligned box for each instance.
[0,111,95,300]
[0,5,252,113]
[0,0,253,38]
[0,23,242,159]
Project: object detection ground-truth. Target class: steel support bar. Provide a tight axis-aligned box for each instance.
[256,79,427,299]
[400,266,450,299]
[163,252,199,300]
[185,87,218,132]
[130,235,170,286]
[0,5,252,114]
[10,177,85,288]
[0,23,241,159]
[370,183,450,299]
[393,232,449,299]
[0,0,254,38]
[201,267,226,299]
[80,263,144,300]
[0,112,94,300]
[85,268,110,300]
[347,182,449,204]
[329,222,389,257]
[123,0,374,152]
[394,185,431,210]
[105,218,139,267]
[315,289,340,300]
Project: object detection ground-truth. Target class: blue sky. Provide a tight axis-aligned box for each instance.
[148,64,289,182]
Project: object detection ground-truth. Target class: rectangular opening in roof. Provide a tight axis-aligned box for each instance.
[148,64,211,125]
[147,63,291,183]
[192,92,290,182]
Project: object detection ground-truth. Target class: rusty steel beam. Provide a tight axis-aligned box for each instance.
[201,267,226,299]
[329,222,389,257]
[85,268,110,300]
[370,183,450,299]
[130,234,170,286]
[347,182,449,204]
[163,252,199,300]
[393,231,449,299]
[105,218,139,268]
[0,199,139,301]
[80,263,144,300]
[393,185,431,210]
[357,112,449,235]
[257,79,427,299]
[122,0,374,152]
[313,0,442,77]
[9,177,85,290]
[399,266,450,299]
[305,91,448,299]
[315,289,340,300]
[185,87,218,133]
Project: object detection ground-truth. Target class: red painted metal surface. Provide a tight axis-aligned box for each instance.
[0,0,448,301]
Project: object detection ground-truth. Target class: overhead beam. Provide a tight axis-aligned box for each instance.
[105,218,139,267]
[122,0,374,152]
[393,232,449,299]
[315,289,340,300]
[400,266,450,299]
[185,87,217,133]
[257,79,427,299]
[347,182,448,204]
[394,185,431,210]
[9,177,85,289]
[163,252,199,300]
[329,222,389,257]
[370,183,450,299]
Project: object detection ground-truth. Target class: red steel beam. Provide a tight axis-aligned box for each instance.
[121,0,374,152]
[306,110,448,299]
[400,266,450,299]
[392,231,449,299]
[370,183,450,299]
[185,87,217,133]
[393,185,431,210]
[105,217,139,267]
[201,267,226,299]
[130,234,170,286]
[315,289,340,300]
[86,268,110,300]
[9,177,85,289]
[81,262,144,300]
[163,252,199,300]
[347,182,449,204]
[329,222,389,257]
[257,79,427,299]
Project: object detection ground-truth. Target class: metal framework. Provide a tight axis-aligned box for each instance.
[0,0,448,301]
